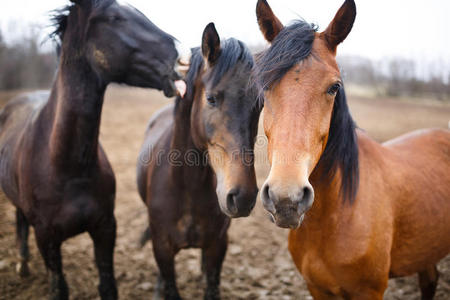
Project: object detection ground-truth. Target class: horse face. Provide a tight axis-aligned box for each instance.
[255,0,356,228]
[82,0,189,96]
[192,24,259,218]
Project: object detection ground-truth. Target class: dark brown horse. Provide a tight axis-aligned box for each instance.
[0,0,188,299]
[136,23,260,300]
[254,0,450,299]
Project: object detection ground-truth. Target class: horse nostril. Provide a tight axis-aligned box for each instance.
[226,189,239,215]
[262,184,270,202]
[261,184,276,214]
[302,186,312,203]
[296,185,314,211]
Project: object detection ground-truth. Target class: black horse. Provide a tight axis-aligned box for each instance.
[136,23,261,300]
[0,0,188,299]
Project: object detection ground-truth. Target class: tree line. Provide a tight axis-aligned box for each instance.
[338,55,450,101]
[0,33,449,101]
[0,29,57,90]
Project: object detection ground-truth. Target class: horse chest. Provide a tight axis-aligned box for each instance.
[294,247,342,295]
[173,194,227,249]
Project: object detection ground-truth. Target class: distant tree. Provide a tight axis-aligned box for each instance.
[337,55,449,101]
[0,25,57,90]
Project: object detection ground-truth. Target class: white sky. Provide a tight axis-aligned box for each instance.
[1,0,449,67]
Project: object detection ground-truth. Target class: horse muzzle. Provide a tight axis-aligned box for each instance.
[261,182,314,229]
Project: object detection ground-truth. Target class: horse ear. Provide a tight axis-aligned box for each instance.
[321,0,356,52]
[202,23,221,65]
[69,0,93,6]
[256,0,284,42]
[69,0,86,6]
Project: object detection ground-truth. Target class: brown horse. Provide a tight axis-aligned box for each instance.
[253,0,450,299]
[136,23,260,299]
[0,0,188,299]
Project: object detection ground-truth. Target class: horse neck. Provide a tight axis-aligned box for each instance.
[306,130,379,224]
[45,51,106,171]
[170,96,212,187]
[307,161,344,222]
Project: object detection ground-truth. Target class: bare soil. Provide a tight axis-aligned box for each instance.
[0,86,449,299]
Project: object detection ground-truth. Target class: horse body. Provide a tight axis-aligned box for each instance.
[288,129,450,297]
[254,0,450,298]
[0,58,118,300]
[0,0,187,299]
[137,23,259,299]
[138,103,230,250]
[384,129,450,275]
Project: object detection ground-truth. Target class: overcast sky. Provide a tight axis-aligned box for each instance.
[1,0,449,69]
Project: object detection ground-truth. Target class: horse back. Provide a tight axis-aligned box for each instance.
[136,104,174,202]
[383,128,450,193]
[0,91,49,201]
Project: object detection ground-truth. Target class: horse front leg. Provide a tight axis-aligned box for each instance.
[15,208,30,277]
[35,228,68,300]
[89,216,118,300]
[418,265,439,300]
[152,234,181,300]
[201,234,228,300]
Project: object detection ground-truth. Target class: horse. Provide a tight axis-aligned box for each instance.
[253,0,450,299]
[136,23,260,300]
[0,0,189,299]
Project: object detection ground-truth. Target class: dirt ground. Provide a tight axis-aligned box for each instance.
[0,85,449,299]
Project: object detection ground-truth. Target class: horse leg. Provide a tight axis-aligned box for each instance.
[15,208,30,277]
[418,265,439,300]
[139,226,152,248]
[152,236,181,300]
[35,228,68,300]
[89,217,118,300]
[201,235,227,300]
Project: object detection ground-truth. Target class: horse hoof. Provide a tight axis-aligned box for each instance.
[152,291,163,300]
[204,288,220,300]
[16,262,30,277]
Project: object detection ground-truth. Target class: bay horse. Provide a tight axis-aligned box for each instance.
[0,0,188,299]
[253,0,450,299]
[136,23,260,299]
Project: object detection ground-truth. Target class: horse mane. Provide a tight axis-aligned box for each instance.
[49,5,72,49]
[319,87,359,203]
[175,38,254,110]
[252,20,318,106]
[49,0,115,53]
[175,47,203,109]
[253,19,359,203]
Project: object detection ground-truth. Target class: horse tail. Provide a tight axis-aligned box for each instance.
[139,226,152,248]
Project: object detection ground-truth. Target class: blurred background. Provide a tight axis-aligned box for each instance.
[1,0,449,100]
[0,1,449,299]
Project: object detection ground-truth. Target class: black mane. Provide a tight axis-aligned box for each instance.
[49,0,115,49]
[319,87,359,203]
[253,19,359,203]
[49,5,72,47]
[252,20,317,104]
[175,38,254,109]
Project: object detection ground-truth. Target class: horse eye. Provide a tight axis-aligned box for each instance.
[108,15,122,23]
[327,83,341,95]
[206,95,217,106]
